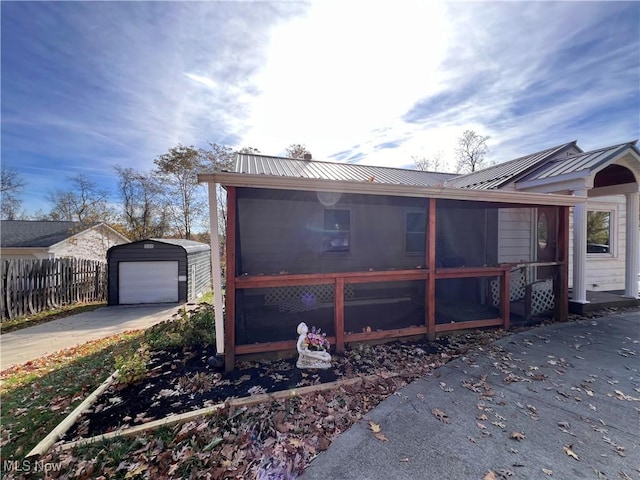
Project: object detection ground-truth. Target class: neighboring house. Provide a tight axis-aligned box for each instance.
[0,221,130,262]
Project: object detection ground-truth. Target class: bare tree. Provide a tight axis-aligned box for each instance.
[413,151,445,172]
[114,166,168,240]
[153,144,206,240]
[455,130,490,173]
[47,174,112,224]
[285,143,311,159]
[237,146,260,155]
[1,166,26,220]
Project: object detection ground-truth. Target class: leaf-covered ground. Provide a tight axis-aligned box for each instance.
[8,330,509,479]
[65,337,453,440]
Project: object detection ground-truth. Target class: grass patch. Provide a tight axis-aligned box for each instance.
[0,302,106,334]
[0,306,215,463]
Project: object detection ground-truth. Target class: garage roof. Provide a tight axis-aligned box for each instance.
[147,238,210,254]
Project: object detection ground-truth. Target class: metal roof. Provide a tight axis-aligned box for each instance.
[149,238,210,254]
[444,141,579,190]
[235,153,456,187]
[517,141,639,183]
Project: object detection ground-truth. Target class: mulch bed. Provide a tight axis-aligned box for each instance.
[64,337,456,441]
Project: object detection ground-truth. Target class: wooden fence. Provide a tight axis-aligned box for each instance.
[1,258,107,321]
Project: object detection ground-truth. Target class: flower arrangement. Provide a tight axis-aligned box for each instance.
[303,326,330,351]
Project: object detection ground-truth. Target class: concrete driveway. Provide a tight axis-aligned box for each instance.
[1,304,193,370]
[301,311,640,480]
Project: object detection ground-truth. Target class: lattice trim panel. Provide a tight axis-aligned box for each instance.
[490,269,526,307]
[530,279,554,315]
[265,284,355,313]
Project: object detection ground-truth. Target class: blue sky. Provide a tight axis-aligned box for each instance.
[2,1,639,217]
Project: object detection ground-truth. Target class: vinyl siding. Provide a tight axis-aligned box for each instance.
[497,208,533,263]
[568,195,626,291]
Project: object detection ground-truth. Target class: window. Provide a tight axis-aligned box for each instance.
[406,212,426,254]
[587,211,611,254]
[323,209,350,252]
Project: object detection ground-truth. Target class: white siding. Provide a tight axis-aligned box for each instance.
[569,195,626,291]
[498,208,533,263]
[51,226,128,262]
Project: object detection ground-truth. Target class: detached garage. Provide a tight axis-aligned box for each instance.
[107,239,211,305]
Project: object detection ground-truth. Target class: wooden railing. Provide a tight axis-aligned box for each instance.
[232,266,511,358]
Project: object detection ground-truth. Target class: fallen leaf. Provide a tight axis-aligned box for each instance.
[483,470,498,480]
[510,431,525,441]
[368,421,381,433]
[563,445,579,460]
[124,463,147,478]
[375,432,388,442]
[542,468,553,475]
[432,408,450,423]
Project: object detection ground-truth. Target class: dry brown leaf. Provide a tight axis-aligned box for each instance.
[510,431,525,441]
[563,445,579,460]
[375,432,388,442]
[368,421,381,433]
[432,408,450,423]
[477,414,488,421]
[483,470,498,480]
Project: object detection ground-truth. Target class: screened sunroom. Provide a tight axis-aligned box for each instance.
[199,154,580,370]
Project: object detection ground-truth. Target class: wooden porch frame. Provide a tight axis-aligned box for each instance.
[222,192,568,369]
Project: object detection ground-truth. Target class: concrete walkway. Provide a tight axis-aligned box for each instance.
[301,311,640,480]
[1,304,192,370]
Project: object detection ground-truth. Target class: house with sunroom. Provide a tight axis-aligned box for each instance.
[198,140,639,370]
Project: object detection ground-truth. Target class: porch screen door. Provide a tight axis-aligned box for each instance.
[536,207,557,280]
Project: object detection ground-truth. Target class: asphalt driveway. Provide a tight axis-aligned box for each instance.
[301,311,640,479]
[1,304,193,370]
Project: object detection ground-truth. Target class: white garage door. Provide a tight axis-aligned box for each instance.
[119,261,179,304]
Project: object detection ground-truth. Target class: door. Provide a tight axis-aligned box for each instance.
[536,207,557,280]
[118,261,179,304]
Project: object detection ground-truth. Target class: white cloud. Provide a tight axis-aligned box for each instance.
[3,1,638,217]
[242,0,451,157]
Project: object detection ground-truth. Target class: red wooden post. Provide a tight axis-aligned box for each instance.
[427,198,436,340]
[335,278,345,353]
[224,186,237,371]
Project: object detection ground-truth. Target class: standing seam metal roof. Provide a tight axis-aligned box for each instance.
[235,154,456,187]
[443,142,578,190]
[517,141,639,182]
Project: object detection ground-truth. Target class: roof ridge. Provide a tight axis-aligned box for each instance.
[236,152,457,175]
[561,140,637,158]
[450,140,577,181]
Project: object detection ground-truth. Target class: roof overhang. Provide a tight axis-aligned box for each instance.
[516,146,640,193]
[199,172,584,207]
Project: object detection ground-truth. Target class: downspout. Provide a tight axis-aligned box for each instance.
[207,182,225,359]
